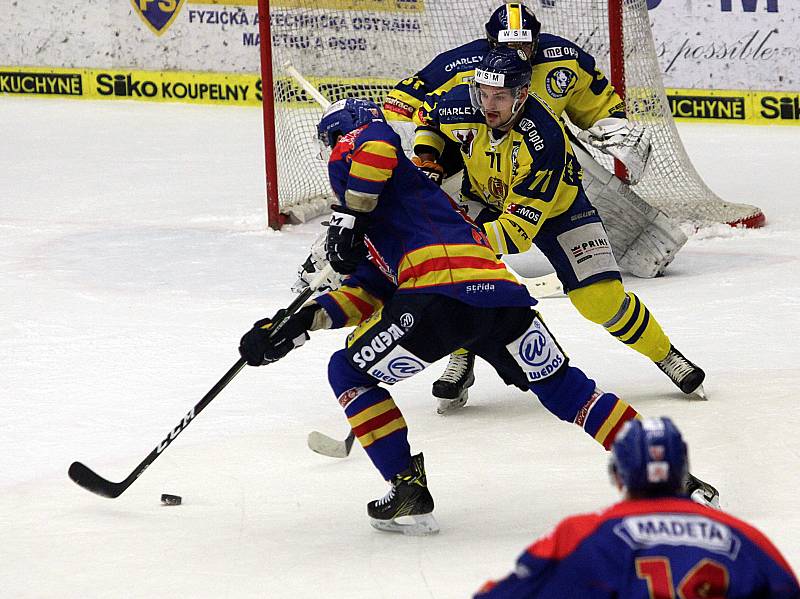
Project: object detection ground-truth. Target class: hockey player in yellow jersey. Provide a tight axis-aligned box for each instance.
[413,46,704,412]
[385,2,651,186]
[380,3,684,281]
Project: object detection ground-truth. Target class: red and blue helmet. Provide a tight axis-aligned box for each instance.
[610,417,689,497]
[485,2,541,57]
[317,98,384,149]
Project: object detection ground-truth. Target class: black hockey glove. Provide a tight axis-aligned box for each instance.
[239,305,318,366]
[325,205,369,274]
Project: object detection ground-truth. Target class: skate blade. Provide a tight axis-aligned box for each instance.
[370,513,440,536]
[436,393,468,415]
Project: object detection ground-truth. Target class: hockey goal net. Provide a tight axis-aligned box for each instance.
[259,0,764,230]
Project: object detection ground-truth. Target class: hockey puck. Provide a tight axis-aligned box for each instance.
[160,493,182,506]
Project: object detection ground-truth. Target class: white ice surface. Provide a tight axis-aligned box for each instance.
[1,97,799,597]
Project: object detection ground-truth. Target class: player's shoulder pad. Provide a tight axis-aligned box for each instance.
[356,121,402,150]
[514,95,566,155]
[535,33,595,72]
[420,38,490,83]
[527,510,606,561]
[427,84,480,124]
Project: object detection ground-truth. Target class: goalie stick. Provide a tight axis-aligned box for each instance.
[69,265,335,498]
[305,272,563,459]
[284,62,331,110]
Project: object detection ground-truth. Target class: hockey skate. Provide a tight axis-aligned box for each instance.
[368,453,440,536]
[656,345,706,397]
[686,473,720,509]
[432,350,475,414]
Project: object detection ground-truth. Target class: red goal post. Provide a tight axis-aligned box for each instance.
[257,0,765,231]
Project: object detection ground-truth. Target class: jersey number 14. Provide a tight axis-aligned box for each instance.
[636,557,729,598]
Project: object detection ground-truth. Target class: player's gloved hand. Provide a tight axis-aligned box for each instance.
[292,231,345,294]
[239,305,318,366]
[577,117,652,184]
[412,156,445,186]
[324,205,369,274]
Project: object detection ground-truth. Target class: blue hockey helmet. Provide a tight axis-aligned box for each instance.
[610,417,689,497]
[485,3,541,57]
[316,98,384,149]
[473,45,532,90]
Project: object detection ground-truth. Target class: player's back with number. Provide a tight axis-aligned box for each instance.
[478,498,799,599]
[476,418,799,599]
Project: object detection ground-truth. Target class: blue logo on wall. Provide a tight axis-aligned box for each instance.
[721,0,779,12]
[647,0,662,8]
[131,0,187,36]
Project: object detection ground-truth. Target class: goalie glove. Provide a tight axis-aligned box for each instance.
[325,205,369,274]
[578,117,652,184]
[292,231,344,294]
[412,156,445,186]
[239,305,319,366]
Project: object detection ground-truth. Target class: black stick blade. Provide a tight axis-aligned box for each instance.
[68,461,126,498]
[344,430,356,454]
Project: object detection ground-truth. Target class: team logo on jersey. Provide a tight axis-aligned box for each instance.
[452,128,478,157]
[488,177,508,200]
[131,0,186,36]
[387,356,425,378]
[511,317,566,382]
[399,313,415,329]
[545,67,578,99]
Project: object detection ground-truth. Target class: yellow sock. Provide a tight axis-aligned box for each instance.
[569,279,670,362]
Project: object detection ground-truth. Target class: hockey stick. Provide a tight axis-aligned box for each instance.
[306,272,563,459]
[307,429,356,459]
[284,62,331,109]
[518,271,563,299]
[69,266,335,498]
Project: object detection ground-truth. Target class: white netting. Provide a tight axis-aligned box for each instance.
[267,0,763,227]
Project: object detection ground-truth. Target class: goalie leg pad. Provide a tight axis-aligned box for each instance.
[573,141,687,279]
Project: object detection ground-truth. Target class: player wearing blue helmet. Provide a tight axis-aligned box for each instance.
[609,416,689,498]
[294,4,687,415]
[239,98,710,537]
[476,417,800,599]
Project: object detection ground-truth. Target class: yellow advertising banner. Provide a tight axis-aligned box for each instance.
[1,66,797,126]
[667,88,800,125]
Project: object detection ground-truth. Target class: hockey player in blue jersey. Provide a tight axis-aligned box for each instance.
[293,3,687,413]
[475,417,800,598]
[239,98,718,535]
